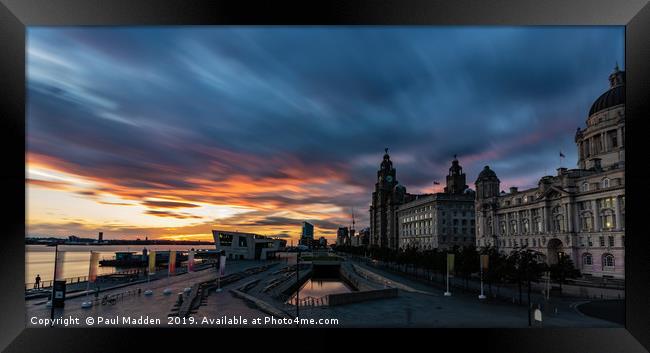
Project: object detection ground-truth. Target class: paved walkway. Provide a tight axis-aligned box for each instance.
[333,258,620,327]
[26,260,273,327]
[25,256,621,328]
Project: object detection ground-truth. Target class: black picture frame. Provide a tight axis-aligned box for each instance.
[1,1,649,352]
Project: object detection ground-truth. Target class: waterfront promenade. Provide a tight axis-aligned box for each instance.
[26,254,622,328]
[26,260,271,327]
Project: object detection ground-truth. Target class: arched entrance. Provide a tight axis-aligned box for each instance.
[547,238,564,265]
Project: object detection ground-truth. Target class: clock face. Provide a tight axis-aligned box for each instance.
[386,175,393,182]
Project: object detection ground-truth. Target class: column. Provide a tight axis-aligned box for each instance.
[544,205,550,234]
[614,195,622,231]
[617,127,623,148]
[592,199,601,231]
[573,202,580,233]
[566,202,574,233]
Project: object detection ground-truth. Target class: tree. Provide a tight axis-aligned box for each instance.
[549,254,580,292]
[480,245,507,297]
[457,245,479,289]
[507,246,547,326]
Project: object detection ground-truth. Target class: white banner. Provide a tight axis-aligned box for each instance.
[219,255,226,276]
[187,250,195,273]
[54,250,66,280]
[88,251,100,283]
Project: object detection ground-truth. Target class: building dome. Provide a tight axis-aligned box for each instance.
[588,84,625,117]
[477,166,498,181]
[588,68,625,117]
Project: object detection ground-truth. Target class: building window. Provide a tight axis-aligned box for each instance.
[218,233,233,247]
[608,236,615,247]
[581,182,589,192]
[620,196,625,229]
[532,239,536,247]
[553,215,564,233]
[602,254,615,268]
[588,236,593,247]
[601,178,610,188]
[580,212,593,232]
[582,253,592,265]
[601,210,615,230]
[599,197,615,209]
[599,236,605,247]
[608,130,618,148]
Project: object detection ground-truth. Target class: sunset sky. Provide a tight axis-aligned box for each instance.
[26,27,624,242]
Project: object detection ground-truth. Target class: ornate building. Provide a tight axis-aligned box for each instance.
[475,67,625,279]
[369,152,475,251]
[396,157,475,251]
[369,149,407,249]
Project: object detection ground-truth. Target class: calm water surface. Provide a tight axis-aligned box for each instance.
[25,244,214,284]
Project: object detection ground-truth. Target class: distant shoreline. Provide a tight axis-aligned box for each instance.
[26,239,215,246]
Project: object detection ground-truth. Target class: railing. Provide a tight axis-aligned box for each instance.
[25,268,142,291]
[83,288,143,307]
[290,295,329,307]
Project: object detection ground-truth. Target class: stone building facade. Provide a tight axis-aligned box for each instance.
[369,152,475,251]
[396,158,475,250]
[475,67,625,279]
[369,149,407,250]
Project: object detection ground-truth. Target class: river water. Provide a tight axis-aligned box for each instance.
[25,244,215,285]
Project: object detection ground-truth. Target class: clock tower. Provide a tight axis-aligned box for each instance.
[377,148,398,190]
[369,148,404,250]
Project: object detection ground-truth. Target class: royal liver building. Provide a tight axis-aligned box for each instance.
[475,66,625,279]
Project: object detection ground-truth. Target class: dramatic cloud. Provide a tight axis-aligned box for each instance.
[26,27,624,241]
[142,201,201,209]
